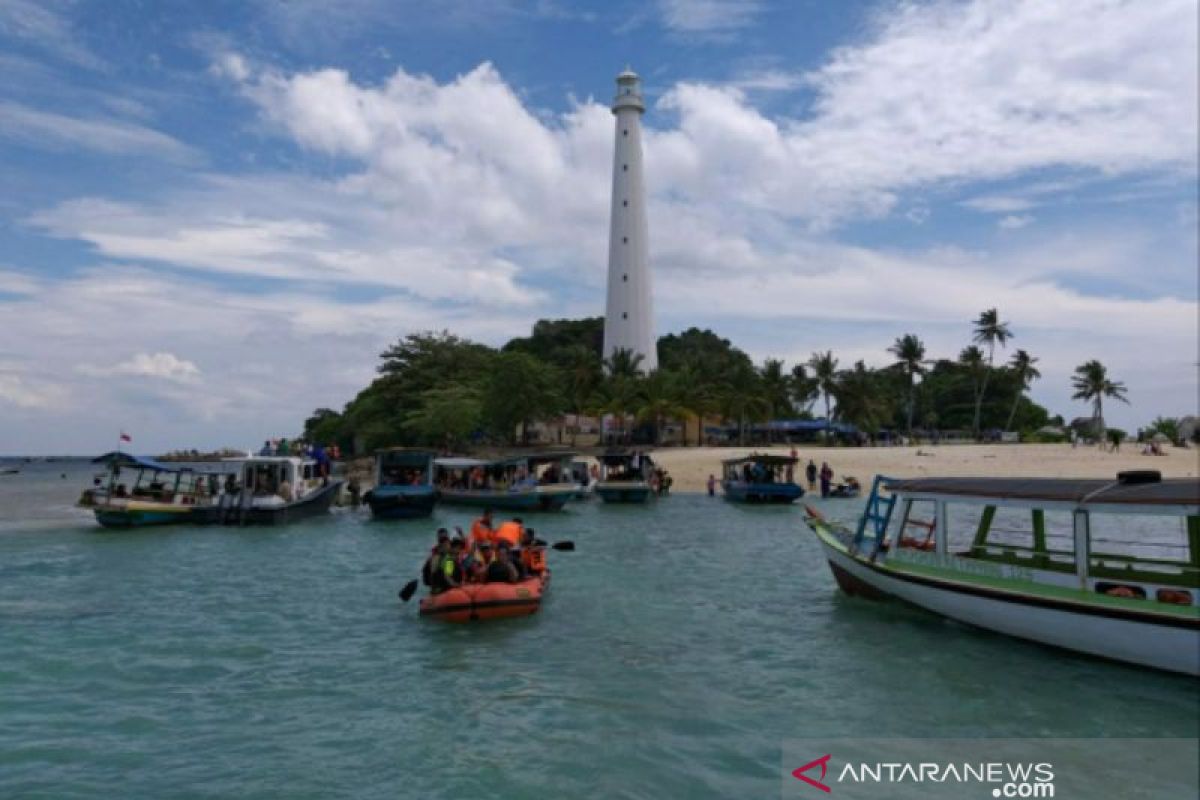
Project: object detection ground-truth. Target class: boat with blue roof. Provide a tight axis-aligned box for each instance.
[364,448,438,519]
[720,453,804,504]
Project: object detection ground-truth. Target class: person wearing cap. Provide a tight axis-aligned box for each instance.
[423,529,452,589]
[485,542,519,584]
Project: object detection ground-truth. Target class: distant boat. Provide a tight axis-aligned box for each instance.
[0,468,18,476]
[804,472,1200,675]
[78,452,231,528]
[214,455,342,525]
[434,453,577,512]
[569,459,594,499]
[364,448,438,519]
[594,449,656,504]
[721,454,804,504]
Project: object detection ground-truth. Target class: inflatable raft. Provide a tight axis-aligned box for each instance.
[419,572,550,623]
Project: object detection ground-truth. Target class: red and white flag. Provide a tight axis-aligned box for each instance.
[120,431,132,442]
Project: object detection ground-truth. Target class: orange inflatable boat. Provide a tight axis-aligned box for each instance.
[419,572,550,623]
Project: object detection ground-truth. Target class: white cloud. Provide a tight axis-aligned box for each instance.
[0,101,197,161]
[79,352,202,383]
[998,214,1034,230]
[0,0,104,69]
[658,0,763,35]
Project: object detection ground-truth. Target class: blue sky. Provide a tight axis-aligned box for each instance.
[1,0,1196,454]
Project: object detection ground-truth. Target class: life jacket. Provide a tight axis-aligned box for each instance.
[521,546,546,575]
[470,518,495,546]
[494,521,522,548]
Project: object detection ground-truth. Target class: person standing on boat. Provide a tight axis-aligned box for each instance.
[805,460,817,491]
[819,462,833,498]
[470,509,495,548]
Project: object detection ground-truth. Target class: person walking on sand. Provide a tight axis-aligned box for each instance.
[819,462,833,498]
[805,460,818,492]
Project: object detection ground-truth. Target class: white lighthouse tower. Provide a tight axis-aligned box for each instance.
[602,67,657,372]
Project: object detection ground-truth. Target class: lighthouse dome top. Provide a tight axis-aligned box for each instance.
[612,66,644,114]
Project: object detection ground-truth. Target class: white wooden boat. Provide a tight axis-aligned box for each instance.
[804,472,1199,675]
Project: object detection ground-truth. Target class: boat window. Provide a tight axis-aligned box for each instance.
[1086,512,1196,588]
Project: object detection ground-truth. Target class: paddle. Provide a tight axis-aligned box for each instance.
[398,578,419,602]
[532,537,575,551]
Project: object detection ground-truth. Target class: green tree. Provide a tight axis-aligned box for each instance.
[303,407,343,447]
[635,370,687,445]
[833,360,894,436]
[720,364,769,445]
[561,343,603,445]
[959,346,988,435]
[1071,359,1129,440]
[403,384,483,449]
[971,308,1013,436]
[808,351,839,440]
[760,358,794,441]
[887,333,927,434]
[1145,416,1180,443]
[603,348,645,379]
[671,362,715,446]
[482,351,564,444]
[789,364,819,416]
[1004,349,1041,432]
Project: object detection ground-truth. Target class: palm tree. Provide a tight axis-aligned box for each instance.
[1071,360,1129,440]
[563,344,602,445]
[1004,349,1041,432]
[971,308,1013,437]
[789,364,818,415]
[807,351,839,441]
[760,358,793,442]
[635,370,687,445]
[603,348,644,379]
[959,346,988,434]
[887,333,926,434]
[832,361,894,436]
[671,362,714,446]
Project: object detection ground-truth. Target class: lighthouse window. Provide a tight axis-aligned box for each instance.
[623,200,628,207]
[623,129,628,136]
[622,312,628,319]
[622,274,628,281]
[623,164,628,171]
[622,237,628,243]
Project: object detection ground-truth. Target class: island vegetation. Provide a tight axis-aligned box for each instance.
[298,307,1180,456]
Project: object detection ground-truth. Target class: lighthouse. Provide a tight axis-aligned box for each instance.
[602,67,657,373]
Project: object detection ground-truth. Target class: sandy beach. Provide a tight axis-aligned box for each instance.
[648,443,1199,493]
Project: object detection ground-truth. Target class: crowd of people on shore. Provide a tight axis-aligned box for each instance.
[422,509,546,595]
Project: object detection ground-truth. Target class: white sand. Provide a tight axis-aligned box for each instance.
[645,443,1198,493]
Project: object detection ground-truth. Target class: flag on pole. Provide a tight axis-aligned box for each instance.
[120,432,132,442]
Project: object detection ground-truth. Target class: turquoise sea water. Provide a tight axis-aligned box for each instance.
[1,460,1196,798]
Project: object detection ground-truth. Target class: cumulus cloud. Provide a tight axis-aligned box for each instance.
[80,352,203,383]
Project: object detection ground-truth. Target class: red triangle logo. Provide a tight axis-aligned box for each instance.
[792,754,832,793]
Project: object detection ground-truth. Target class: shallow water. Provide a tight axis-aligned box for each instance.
[1,459,1196,798]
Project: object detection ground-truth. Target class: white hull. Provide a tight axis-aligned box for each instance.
[820,538,1200,676]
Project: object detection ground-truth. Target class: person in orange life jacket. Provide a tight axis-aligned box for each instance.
[516,527,546,577]
[485,542,520,584]
[494,517,523,548]
[470,508,495,548]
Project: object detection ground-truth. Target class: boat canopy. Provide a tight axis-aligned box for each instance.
[375,448,436,465]
[721,454,798,467]
[598,449,651,465]
[493,451,577,467]
[92,452,175,472]
[884,475,1199,509]
[434,457,489,469]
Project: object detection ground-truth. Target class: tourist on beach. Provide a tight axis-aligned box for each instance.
[806,460,817,491]
[707,474,716,496]
[819,462,833,498]
[486,542,520,584]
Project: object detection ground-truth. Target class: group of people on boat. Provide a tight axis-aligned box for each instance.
[258,438,338,475]
[422,509,546,595]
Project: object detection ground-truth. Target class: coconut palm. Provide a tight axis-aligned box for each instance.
[760,358,793,442]
[671,362,714,446]
[807,350,839,440]
[789,364,818,414]
[603,347,645,379]
[971,308,1013,437]
[563,344,603,445]
[959,346,988,434]
[721,364,769,445]
[1071,360,1129,440]
[887,333,927,434]
[635,370,687,446]
[1004,349,1041,432]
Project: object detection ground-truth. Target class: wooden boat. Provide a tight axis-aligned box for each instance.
[214,456,342,525]
[803,472,1200,675]
[721,454,804,504]
[420,571,549,622]
[364,448,438,519]
[78,452,229,528]
[433,455,576,512]
[594,449,656,503]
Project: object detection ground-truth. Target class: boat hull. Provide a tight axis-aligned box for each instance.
[809,522,1200,676]
[722,480,803,504]
[594,482,654,504]
[438,487,572,512]
[93,501,199,528]
[217,481,342,526]
[419,572,549,622]
[365,485,437,519]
